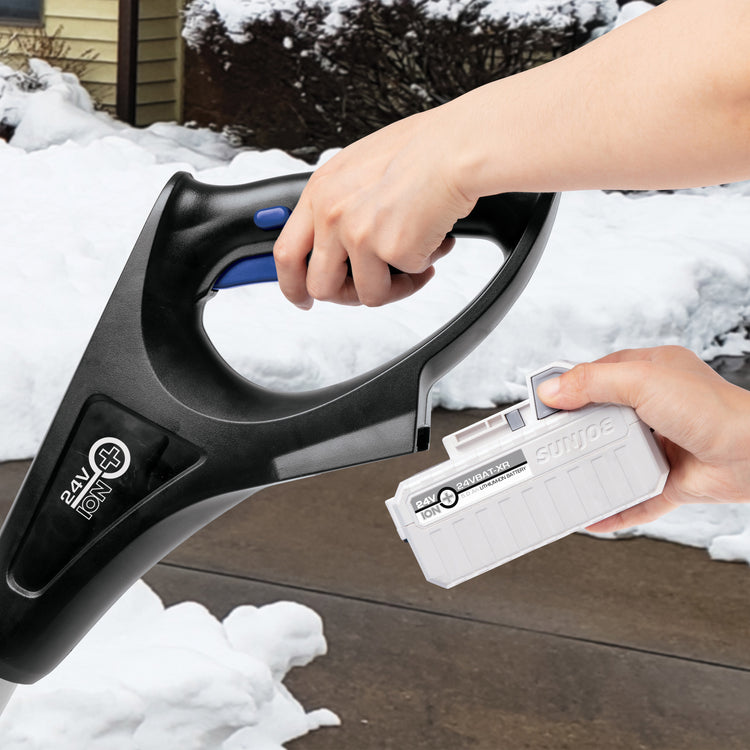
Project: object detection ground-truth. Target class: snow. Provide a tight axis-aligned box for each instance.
[1,60,237,166]
[199,186,750,414]
[1,39,750,746]
[182,0,619,48]
[594,503,750,564]
[615,1,656,27]
[0,581,339,749]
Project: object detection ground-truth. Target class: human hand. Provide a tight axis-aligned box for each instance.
[536,346,750,533]
[273,106,476,309]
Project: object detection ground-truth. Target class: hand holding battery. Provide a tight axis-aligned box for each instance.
[537,346,750,533]
[387,360,668,587]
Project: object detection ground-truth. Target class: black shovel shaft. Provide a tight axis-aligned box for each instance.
[0,172,558,684]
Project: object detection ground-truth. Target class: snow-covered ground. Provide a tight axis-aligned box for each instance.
[2,1,750,743]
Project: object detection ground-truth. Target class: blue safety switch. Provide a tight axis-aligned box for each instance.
[213,253,278,289]
[254,206,291,230]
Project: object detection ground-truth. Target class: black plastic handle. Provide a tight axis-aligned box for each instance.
[0,171,558,684]
[142,172,556,429]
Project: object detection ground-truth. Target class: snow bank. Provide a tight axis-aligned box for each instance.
[1,60,238,167]
[595,503,750,566]
[0,582,339,749]
[182,0,619,48]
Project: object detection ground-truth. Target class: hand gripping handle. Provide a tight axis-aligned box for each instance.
[0,171,558,685]
[142,172,558,437]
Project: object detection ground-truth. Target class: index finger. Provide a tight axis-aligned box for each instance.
[536,359,717,456]
[594,346,721,380]
[273,195,314,310]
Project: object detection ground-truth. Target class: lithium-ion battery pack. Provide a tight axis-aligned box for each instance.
[386,362,669,587]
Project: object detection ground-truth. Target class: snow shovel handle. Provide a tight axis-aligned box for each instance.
[0,171,558,685]
[142,172,558,433]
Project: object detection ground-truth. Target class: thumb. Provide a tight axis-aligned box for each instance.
[536,360,709,456]
[536,362,651,412]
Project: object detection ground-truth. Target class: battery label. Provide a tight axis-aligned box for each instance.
[411,449,530,526]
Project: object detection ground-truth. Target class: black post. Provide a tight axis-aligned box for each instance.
[116,0,139,124]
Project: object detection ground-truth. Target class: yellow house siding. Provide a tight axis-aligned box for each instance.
[141,0,178,17]
[0,20,115,108]
[138,37,178,62]
[15,0,120,108]
[45,0,117,21]
[45,16,117,41]
[135,1,182,125]
[64,38,116,63]
[80,59,116,84]
[1,0,183,124]
[0,25,27,59]
[140,17,178,41]
[136,100,177,123]
[138,58,177,83]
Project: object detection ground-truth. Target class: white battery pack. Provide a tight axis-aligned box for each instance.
[386,362,669,588]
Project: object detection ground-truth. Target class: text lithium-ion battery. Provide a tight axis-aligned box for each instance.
[386,362,669,588]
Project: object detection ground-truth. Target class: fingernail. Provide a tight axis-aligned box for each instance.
[295,300,313,311]
[537,377,560,403]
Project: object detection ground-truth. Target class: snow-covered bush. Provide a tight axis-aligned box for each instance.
[182,0,618,159]
[0,24,98,93]
[0,59,99,144]
[0,59,239,165]
[0,26,100,142]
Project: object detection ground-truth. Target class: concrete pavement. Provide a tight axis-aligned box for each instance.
[2,395,750,748]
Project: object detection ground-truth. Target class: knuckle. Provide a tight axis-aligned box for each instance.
[340,223,368,253]
[658,344,684,360]
[380,248,423,274]
[272,238,294,267]
[322,199,345,228]
[566,362,595,396]
[378,245,401,267]
[358,288,389,308]
[627,361,655,392]
[307,168,329,192]
[306,277,338,302]
[665,344,697,365]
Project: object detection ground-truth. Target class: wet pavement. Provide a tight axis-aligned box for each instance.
[1,358,749,749]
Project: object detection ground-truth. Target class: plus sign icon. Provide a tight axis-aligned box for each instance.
[62,437,132,520]
[89,438,131,480]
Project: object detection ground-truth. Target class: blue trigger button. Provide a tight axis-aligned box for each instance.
[213,253,278,289]
[254,206,291,230]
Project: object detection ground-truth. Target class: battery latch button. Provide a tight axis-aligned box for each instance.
[254,206,291,231]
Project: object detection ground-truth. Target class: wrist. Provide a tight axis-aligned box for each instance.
[441,76,541,201]
[439,91,499,203]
